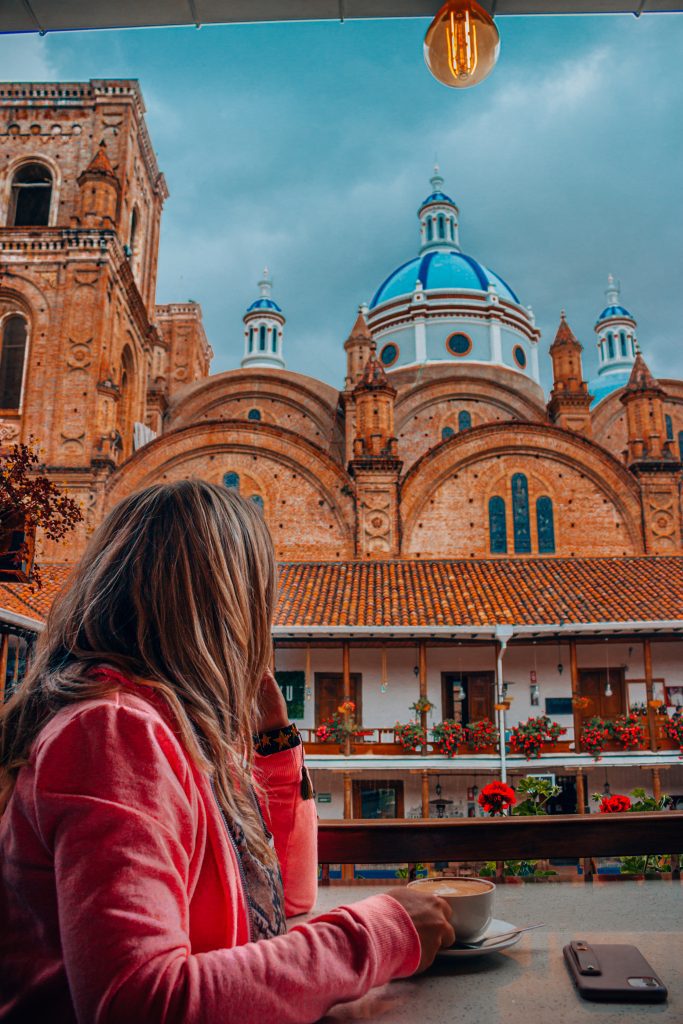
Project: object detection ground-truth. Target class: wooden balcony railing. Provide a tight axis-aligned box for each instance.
[318,811,683,882]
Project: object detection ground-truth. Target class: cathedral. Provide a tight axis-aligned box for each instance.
[1,80,682,836]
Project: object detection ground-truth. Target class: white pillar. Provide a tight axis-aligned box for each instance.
[530,339,540,383]
[489,317,502,364]
[415,318,427,363]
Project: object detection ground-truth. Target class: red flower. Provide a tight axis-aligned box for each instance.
[478,781,516,816]
[599,794,632,814]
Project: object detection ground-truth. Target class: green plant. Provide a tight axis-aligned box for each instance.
[513,776,561,816]
[508,716,566,759]
[581,717,611,760]
[610,713,646,751]
[467,718,499,751]
[395,863,426,879]
[394,720,427,752]
[627,787,671,812]
[479,859,556,878]
[431,719,467,757]
[661,711,683,753]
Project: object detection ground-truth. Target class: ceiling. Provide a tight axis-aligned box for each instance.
[3,1,681,35]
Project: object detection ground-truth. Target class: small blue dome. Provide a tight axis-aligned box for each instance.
[370,250,519,309]
[247,297,282,313]
[420,190,456,207]
[588,370,631,407]
[596,304,633,324]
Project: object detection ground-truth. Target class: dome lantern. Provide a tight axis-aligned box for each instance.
[418,165,460,253]
[241,267,286,370]
[588,275,637,405]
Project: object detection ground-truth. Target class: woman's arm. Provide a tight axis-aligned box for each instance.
[33,700,420,1024]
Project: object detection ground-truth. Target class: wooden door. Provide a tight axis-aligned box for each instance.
[578,668,625,721]
[352,779,404,819]
[467,672,494,723]
[314,673,362,726]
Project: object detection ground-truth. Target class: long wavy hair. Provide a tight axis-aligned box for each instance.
[0,479,278,865]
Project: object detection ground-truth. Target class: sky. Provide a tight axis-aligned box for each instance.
[1,13,682,392]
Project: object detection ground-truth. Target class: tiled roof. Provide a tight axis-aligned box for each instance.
[2,558,683,630]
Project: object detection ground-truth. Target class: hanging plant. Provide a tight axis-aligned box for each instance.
[508,715,566,759]
[410,696,435,716]
[581,717,610,760]
[660,711,683,754]
[431,719,467,757]
[572,695,592,711]
[394,720,428,753]
[610,713,646,751]
[467,718,499,752]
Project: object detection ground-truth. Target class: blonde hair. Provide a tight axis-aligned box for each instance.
[0,479,278,865]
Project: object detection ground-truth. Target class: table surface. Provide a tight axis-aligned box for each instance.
[303,882,682,1024]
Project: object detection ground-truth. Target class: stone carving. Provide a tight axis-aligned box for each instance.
[647,491,676,543]
[67,336,93,371]
[360,490,392,554]
[60,430,85,455]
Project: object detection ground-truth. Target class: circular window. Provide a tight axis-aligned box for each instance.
[379,342,399,367]
[446,332,472,357]
[512,344,527,369]
[247,408,261,421]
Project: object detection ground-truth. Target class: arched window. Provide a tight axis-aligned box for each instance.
[441,426,455,441]
[536,496,556,554]
[437,214,445,239]
[511,473,531,553]
[679,431,683,462]
[488,496,507,554]
[271,327,278,353]
[248,327,254,352]
[600,341,605,362]
[130,208,138,252]
[259,325,266,351]
[9,163,53,226]
[631,337,636,356]
[223,472,240,489]
[665,414,673,442]
[426,219,433,242]
[118,345,136,458]
[607,332,615,359]
[619,331,627,357]
[0,316,28,409]
[250,494,264,510]
[247,408,261,421]
[450,217,456,241]
[458,410,472,431]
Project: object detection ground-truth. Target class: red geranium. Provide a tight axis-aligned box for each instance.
[599,794,632,814]
[478,781,516,816]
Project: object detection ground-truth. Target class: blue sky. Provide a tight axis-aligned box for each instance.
[1,13,682,391]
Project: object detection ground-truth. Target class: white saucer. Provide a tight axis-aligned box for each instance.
[436,918,522,959]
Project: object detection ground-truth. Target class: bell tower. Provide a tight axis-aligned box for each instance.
[547,311,593,436]
[75,141,120,229]
[348,345,402,558]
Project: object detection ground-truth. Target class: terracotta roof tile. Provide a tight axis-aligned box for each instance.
[2,558,683,630]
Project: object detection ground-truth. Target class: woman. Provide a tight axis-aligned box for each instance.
[0,480,453,1023]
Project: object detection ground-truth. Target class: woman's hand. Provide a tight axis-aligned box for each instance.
[386,888,455,973]
[256,669,290,734]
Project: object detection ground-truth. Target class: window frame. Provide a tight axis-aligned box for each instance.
[0,311,29,414]
[378,342,399,368]
[7,160,55,227]
[445,331,473,358]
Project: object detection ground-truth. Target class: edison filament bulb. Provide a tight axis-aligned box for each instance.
[424,0,500,89]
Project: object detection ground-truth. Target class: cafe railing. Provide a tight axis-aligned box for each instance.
[318,811,683,883]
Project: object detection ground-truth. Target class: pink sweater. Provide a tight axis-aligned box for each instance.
[0,686,420,1023]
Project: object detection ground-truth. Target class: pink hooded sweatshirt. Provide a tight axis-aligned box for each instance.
[0,677,420,1023]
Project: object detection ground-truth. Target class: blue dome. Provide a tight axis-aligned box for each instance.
[370,250,519,309]
[247,297,282,313]
[420,190,456,207]
[588,370,631,407]
[596,304,633,324]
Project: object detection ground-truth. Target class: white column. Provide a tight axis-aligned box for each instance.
[489,317,502,364]
[415,318,427,363]
[530,339,540,383]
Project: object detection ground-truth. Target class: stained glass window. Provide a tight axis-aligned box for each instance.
[458,410,472,431]
[223,472,239,489]
[536,496,556,554]
[511,473,531,553]
[488,496,507,554]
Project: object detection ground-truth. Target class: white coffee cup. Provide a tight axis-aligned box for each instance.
[407,875,495,942]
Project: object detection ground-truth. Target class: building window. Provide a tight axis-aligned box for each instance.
[259,325,266,351]
[512,344,527,369]
[619,331,627,357]
[130,208,138,252]
[426,219,433,242]
[379,342,399,367]
[511,473,531,553]
[607,332,615,359]
[442,426,455,441]
[488,496,507,554]
[679,431,683,461]
[223,471,240,489]
[450,217,456,241]
[446,332,472,357]
[458,410,472,431]
[8,162,53,226]
[665,414,673,442]
[536,496,556,554]
[271,327,278,353]
[437,214,445,239]
[248,327,254,352]
[0,316,28,409]
[250,494,264,510]
[247,408,261,421]
[631,337,636,356]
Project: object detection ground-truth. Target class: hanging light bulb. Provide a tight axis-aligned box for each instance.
[604,639,612,697]
[424,0,500,90]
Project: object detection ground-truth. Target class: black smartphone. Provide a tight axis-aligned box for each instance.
[563,941,667,1003]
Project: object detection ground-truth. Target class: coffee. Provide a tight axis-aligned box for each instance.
[411,878,492,897]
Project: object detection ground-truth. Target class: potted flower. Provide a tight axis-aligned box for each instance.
[394,720,428,753]
[315,700,362,748]
[572,695,592,712]
[508,715,567,759]
[467,718,499,753]
[410,696,435,716]
[431,719,467,757]
[596,793,632,814]
[610,713,646,751]
[581,716,611,760]
[478,781,516,816]
[661,710,683,754]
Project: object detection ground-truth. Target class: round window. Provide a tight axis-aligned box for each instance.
[247,408,261,421]
[379,342,399,367]
[446,332,472,357]
[512,344,527,369]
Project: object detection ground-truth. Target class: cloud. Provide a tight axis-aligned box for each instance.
[0,34,56,80]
